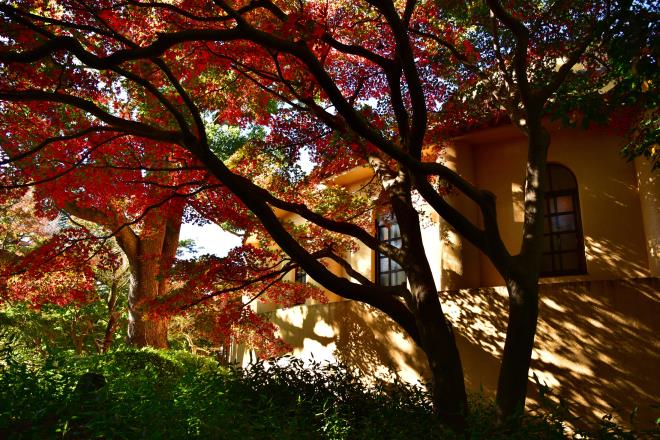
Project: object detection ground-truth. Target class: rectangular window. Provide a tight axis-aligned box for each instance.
[376,214,407,286]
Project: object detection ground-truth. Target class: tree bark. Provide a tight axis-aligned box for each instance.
[124,214,181,348]
[101,277,120,353]
[125,253,170,347]
[495,274,539,420]
[394,194,468,431]
[413,281,468,431]
[495,121,549,422]
[114,210,182,349]
[126,235,170,348]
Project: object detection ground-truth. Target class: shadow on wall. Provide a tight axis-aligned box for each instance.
[265,278,659,429]
[583,235,649,279]
[441,277,660,429]
[270,300,429,384]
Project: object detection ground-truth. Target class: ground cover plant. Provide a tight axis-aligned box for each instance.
[0,341,655,439]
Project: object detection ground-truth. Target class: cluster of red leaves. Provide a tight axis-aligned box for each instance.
[1,227,118,309]
[178,300,293,358]
[155,245,326,313]
[144,244,326,357]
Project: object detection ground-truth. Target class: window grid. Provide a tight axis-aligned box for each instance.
[376,214,407,287]
[541,164,587,277]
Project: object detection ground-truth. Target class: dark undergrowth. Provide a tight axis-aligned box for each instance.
[0,344,656,439]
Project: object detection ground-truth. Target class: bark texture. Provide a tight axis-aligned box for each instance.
[66,203,182,349]
[123,215,182,348]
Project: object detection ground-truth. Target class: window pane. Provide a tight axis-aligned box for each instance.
[543,235,552,251]
[555,233,578,251]
[552,214,576,232]
[555,195,573,213]
[561,252,579,271]
[542,165,584,277]
[541,254,554,272]
[379,227,389,240]
[380,273,390,286]
[376,213,407,287]
[380,258,389,272]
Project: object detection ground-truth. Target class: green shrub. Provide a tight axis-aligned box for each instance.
[0,346,656,439]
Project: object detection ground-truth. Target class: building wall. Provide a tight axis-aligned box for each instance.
[634,156,660,276]
[464,126,651,286]
[237,278,660,429]
[240,125,659,428]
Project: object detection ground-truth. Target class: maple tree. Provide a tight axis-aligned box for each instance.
[0,125,322,353]
[0,0,654,430]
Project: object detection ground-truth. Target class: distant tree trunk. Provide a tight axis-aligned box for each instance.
[101,311,119,353]
[116,212,182,349]
[69,313,84,355]
[101,277,120,353]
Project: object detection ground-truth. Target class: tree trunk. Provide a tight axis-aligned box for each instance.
[394,194,468,431]
[127,304,169,348]
[414,282,469,432]
[127,274,169,348]
[126,233,170,348]
[101,278,120,353]
[65,198,183,349]
[495,275,539,421]
[495,121,548,422]
[101,311,119,353]
[116,209,182,349]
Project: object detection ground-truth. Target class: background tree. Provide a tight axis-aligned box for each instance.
[0,193,128,355]
[0,115,326,353]
[1,0,653,430]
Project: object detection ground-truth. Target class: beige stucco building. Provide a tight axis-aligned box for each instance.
[234,124,660,428]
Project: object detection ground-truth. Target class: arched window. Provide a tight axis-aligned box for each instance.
[541,163,587,276]
[376,213,407,286]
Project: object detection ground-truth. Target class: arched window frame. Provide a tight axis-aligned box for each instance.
[375,213,407,286]
[541,163,587,277]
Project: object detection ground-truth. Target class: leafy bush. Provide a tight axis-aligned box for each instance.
[0,346,656,439]
[0,299,128,360]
